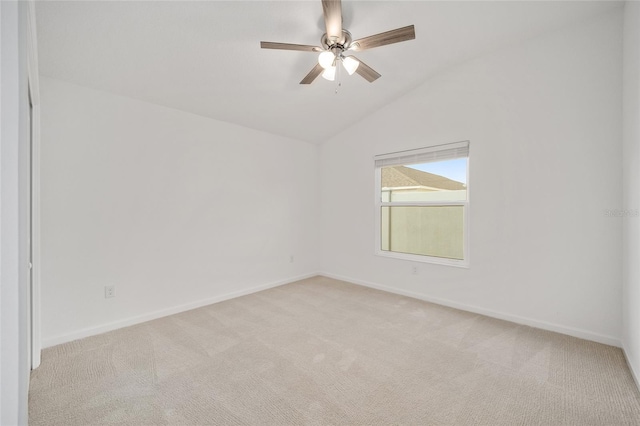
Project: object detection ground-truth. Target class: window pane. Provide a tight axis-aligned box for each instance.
[381,158,467,202]
[381,206,464,260]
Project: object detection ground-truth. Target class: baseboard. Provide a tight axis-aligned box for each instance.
[42,272,319,348]
[320,271,622,348]
[622,343,640,392]
[43,271,622,350]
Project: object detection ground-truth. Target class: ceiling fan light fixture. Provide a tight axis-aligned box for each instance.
[321,66,336,81]
[318,51,336,69]
[341,55,359,75]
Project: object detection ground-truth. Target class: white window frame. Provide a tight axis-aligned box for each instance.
[374,141,470,268]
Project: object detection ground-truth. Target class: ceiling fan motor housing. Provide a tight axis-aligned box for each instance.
[321,30,353,53]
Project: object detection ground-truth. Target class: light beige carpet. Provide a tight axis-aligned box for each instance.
[29,276,640,425]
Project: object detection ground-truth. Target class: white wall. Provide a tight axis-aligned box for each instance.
[623,0,640,385]
[40,77,320,346]
[320,10,623,345]
[1,1,31,424]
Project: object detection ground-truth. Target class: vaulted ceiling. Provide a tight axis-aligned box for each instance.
[36,1,621,143]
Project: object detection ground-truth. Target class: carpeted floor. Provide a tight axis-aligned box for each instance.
[29,276,640,425]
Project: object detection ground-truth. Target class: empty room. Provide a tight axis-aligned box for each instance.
[2,0,640,424]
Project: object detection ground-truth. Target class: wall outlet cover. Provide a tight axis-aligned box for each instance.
[105,285,115,298]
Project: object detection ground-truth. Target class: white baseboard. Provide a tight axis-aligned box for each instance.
[42,272,319,348]
[320,271,622,348]
[43,271,623,350]
[622,343,640,392]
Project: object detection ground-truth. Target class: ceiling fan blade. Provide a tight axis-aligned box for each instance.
[351,57,381,83]
[300,63,324,84]
[261,42,322,52]
[322,0,343,43]
[350,25,415,51]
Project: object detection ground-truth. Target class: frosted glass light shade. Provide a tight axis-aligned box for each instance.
[342,56,359,75]
[318,51,336,69]
[322,66,336,81]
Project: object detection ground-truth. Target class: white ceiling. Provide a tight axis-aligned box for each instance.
[36,0,621,144]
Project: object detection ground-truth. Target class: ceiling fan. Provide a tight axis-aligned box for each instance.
[260,0,416,84]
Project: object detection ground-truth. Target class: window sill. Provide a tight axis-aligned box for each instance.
[375,250,469,269]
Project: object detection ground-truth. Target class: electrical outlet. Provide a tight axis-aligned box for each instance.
[104,285,115,298]
[411,265,418,275]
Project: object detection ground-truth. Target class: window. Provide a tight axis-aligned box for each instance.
[374,141,469,267]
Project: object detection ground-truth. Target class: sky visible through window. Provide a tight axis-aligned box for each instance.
[407,158,467,185]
